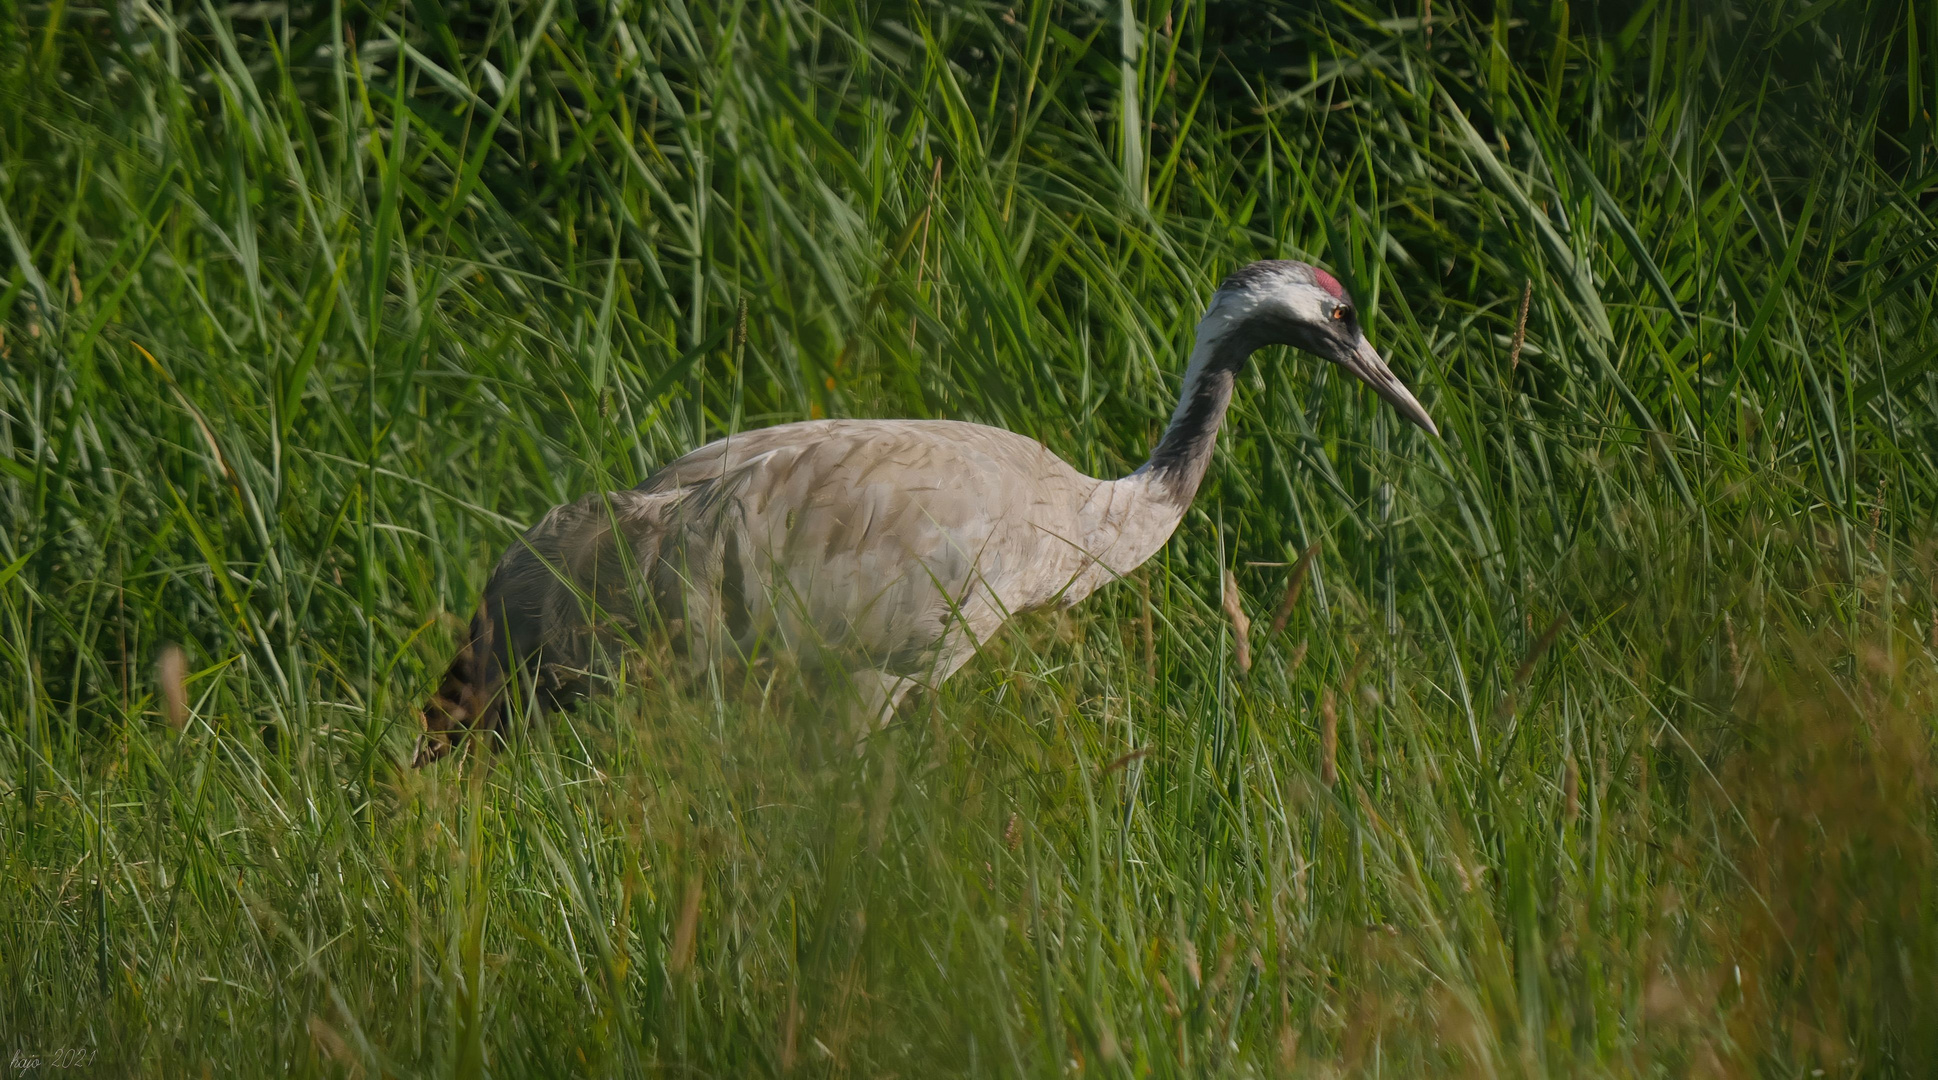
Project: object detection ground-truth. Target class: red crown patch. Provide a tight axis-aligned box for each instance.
[1312,267,1345,299]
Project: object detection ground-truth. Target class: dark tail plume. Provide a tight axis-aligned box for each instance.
[414,489,680,766]
[413,583,522,766]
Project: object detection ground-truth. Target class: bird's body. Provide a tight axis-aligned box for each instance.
[634,418,1183,672]
[416,261,1435,763]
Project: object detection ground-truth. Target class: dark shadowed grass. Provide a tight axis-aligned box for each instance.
[2,0,1937,1074]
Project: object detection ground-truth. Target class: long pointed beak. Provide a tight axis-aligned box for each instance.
[1340,336,1438,436]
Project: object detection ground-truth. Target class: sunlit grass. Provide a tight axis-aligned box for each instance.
[3,0,1936,1075]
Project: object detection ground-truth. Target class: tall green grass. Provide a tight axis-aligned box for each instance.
[3,0,1937,1074]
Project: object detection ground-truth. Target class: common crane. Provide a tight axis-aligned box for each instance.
[414,260,1435,764]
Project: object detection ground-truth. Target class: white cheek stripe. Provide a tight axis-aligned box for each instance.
[1206,273,1352,345]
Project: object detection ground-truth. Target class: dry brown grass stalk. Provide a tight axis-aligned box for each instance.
[1221,566,1251,675]
[1509,279,1531,370]
[1267,542,1320,638]
[306,1016,362,1079]
[669,877,703,975]
[156,643,188,729]
[1319,690,1338,788]
[1514,614,1568,685]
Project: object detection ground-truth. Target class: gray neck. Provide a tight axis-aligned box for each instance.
[1137,314,1259,503]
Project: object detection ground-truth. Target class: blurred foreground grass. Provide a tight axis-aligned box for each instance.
[4,0,1938,1074]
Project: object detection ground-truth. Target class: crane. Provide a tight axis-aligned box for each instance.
[413,260,1436,764]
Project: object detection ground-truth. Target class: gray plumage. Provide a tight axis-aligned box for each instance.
[415,260,1435,764]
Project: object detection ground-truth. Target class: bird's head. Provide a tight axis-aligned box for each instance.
[1204,260,1437,436]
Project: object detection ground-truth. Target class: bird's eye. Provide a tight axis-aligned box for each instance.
[1330,304,1351,322]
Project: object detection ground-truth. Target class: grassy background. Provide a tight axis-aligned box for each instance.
[4,0,1938,1074]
